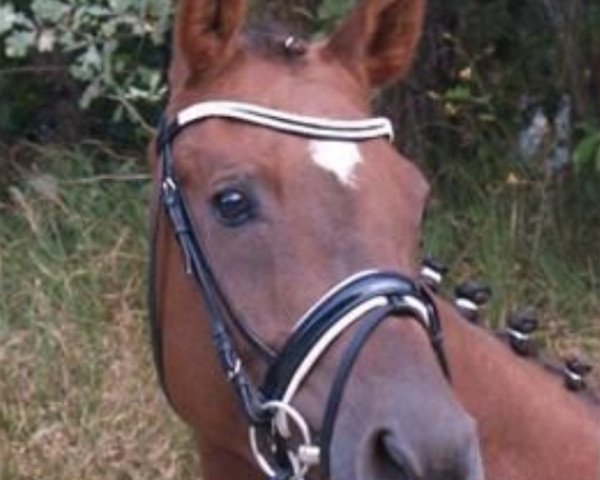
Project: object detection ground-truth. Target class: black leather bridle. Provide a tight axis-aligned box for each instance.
[149,100,451,479]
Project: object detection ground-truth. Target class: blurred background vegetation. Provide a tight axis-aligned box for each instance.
[0,1,598,478]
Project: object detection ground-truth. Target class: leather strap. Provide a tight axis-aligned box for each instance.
[319,305,391,478]
[156,101,394,148]
[149,100,451,479]
[262,272,434,400]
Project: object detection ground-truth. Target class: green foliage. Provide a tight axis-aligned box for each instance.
[0,0,598,164]
[0,0,170,137]
[574,124,600,173]
[313,0,354,34]
[363,1,599,191]
[424,162,599,338]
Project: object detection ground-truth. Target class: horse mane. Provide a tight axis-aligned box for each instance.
[491,328,600,407]
[243,21,309,60]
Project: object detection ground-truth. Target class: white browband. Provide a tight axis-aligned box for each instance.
[176,101,395,141]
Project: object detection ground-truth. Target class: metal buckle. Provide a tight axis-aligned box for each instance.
[249,401,320,479]
[161,177,178,202]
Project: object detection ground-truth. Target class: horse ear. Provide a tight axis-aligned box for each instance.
[326,0,426,88]
[173,0,247,79]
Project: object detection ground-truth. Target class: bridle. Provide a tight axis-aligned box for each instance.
[150,100,451,479]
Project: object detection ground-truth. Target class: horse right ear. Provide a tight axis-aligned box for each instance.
[325,0,426,88]
[172,0,247,81]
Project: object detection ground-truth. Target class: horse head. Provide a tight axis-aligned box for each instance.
[150,1,485,479]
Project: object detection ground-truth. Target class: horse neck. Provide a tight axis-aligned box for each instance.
[438,298,599,480]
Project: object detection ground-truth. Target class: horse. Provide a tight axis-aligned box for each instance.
[148,1,599,479]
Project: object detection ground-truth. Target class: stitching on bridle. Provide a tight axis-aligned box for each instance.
[158,100,395,148]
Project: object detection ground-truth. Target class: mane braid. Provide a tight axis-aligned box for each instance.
[243,22,308,59]
[493,331,600,407]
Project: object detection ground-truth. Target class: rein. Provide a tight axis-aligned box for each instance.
[150,100,450,479]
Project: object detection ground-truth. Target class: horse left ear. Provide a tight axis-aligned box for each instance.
[325,0,427,88]
[173,0,247,81]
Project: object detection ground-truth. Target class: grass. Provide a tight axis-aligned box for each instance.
[0,144,198,479]
[424,162,600,367]
[0,142,598,479]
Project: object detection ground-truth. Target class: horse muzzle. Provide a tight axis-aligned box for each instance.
[327,362,486,480]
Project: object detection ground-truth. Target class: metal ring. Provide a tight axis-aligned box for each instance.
[507,328,530,342]
[284,36,296,49]
[227,359,242,381]
[455,297,479,312]
[421,266,443,285]
[249,401,319,479]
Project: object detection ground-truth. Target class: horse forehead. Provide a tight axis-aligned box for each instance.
[170,48,428,193]
[308,140,364,188]
[174,118,427,202]
[173,47,367,115]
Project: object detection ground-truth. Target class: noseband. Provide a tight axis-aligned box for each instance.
[150,100,450,479]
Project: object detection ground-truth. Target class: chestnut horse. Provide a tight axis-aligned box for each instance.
[148,1,599,479]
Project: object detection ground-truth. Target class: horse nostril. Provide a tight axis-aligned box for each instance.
[373,420,485,480]
[373,433,421,480]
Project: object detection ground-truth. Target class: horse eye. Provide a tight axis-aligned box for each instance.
[211,188,255,227]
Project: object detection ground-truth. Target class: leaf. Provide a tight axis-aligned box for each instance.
[573,131,600,173]
[31,0,69,23]
[5,30,36,58]
[100,20,117,38]
[81,6,112,18]
[0,4,16,35]
[70,45,102,81]
[79,79,102,109]
[0,5,33,35]
[443,86,473,102]
[108,0,138,16]
[315,0,353,32]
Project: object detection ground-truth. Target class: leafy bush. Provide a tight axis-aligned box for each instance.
[574,124,600,173]
[312,0,354,33]
[380,0,600,185]
[1,0,598,162]
[0,0,171,139]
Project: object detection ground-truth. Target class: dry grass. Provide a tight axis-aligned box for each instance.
[0,144,198,479]
[425,172,600,384]
[0,302,198,479]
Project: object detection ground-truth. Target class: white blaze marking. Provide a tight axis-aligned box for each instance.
[308,140,363,188]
